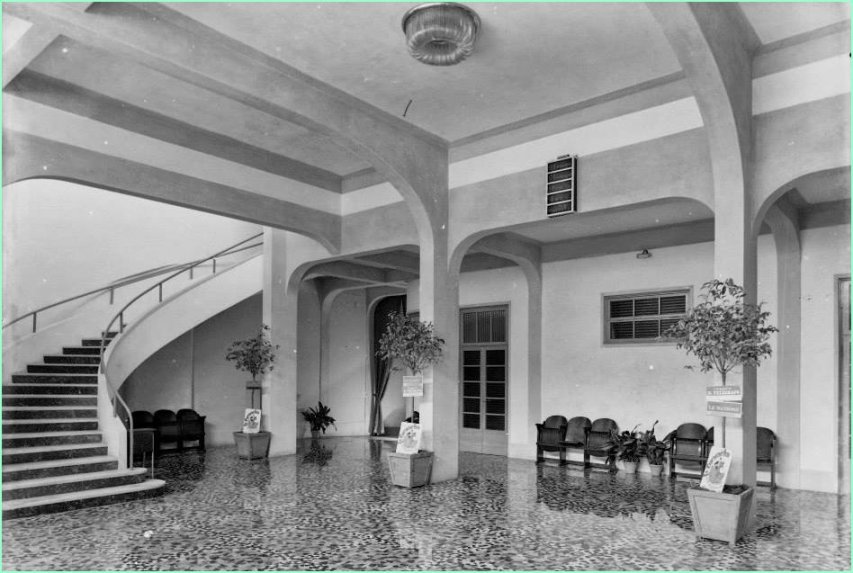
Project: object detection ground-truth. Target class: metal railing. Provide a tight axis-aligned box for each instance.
[92,232,262,469]
[3,237,263,334]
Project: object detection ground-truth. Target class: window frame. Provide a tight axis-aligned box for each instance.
[602,287,692,346]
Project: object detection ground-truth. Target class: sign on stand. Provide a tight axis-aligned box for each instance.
[706,385,742,418]
[402,375,424,398]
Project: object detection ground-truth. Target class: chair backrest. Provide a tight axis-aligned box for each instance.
[154,409,177,423]
[672,423,707,456]
[542,415,568,429]
[757,427,776,460]
[132,410,154,428]
[177,409,202,422]
[566,417,592,443]
[590,418,618,434]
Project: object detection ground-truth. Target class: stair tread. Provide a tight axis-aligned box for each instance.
[3,479,165,510]
[4,384,98,389]
[2,455,116,473]
[12,373,98,378]
[4,430,103,439]
[4,443,105,454]
[3,468,146,491]
[4,418,98,424]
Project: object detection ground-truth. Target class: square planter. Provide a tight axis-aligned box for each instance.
[233,431,271,459]
[687,486,754,546]
[388,451,433,488]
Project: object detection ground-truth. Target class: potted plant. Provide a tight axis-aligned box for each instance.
[225,324,278,459]
[608,425,641,473]
[301,401,336,439]
[638,420,669,476]
[663,278,777,545]
[376,311,445,488]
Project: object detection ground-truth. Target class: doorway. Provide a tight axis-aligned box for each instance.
[838,277,850,494]
[459,306,508,455]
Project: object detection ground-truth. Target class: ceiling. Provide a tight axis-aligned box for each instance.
[3,2,850,283]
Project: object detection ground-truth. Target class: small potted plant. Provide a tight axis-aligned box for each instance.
[376,311,445,488]
[301,401,336,439]
[663,278,777,545]
[638,420,669,476]
[608,425,641,473]
[225,324,278,459]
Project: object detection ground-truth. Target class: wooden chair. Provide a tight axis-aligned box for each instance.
[756,426,777,489]
[584,418,618,470]
[535,415,568,465]
[154,409,181,452]
[177,408,206,451]
[560,416,592,467]
[668,423,709,480]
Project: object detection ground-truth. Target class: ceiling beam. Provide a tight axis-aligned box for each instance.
[304,261,390,285]
[2,26,58,88]
[4,131,340,252]
[6,69,342,192]
[351,252,420,274]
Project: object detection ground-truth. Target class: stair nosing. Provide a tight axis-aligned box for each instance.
[3,430,103,439]
[3,406,98,411]
[3,418,98,423]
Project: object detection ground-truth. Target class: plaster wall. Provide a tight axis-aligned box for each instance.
[122,294,262,447]
[798,224,851,492]
[2,178,260,322]
[321,290,371,436]
[406,266,530,455]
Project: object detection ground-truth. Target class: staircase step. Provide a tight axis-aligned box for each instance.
[3,430,104,448]
[62,346,102,355]
[2,455,118,482]
[4,383,97,395]
[2,468,147,501]
[12,373,98,385]
[3,418,99,434]
[43,354,101,365]
[3,478,165,519]
[3,394,97,407]
[3,406,98,419]
[3,443,108,464]
[80,338,112,347]
[28,363,99,374]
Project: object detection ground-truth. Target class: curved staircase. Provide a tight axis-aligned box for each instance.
[2,332,165,519]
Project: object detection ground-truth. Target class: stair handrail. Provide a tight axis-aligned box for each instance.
[3,237,263,333]
[95,231,263,468]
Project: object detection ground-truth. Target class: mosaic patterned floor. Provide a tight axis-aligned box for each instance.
[2,437,850,571]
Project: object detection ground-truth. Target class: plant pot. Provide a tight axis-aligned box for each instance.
[233,431,271,459]
[648,463,664,476]
[310,430,320,440]
[619,460,638,474]
[687,486,754,546]
[388,451,433,488]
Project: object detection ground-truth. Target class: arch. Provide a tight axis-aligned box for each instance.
[753,166,850,232]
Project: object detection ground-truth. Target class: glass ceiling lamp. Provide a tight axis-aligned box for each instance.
[402,3,480,66]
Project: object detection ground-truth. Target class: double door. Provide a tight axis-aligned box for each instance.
[459,306,508,456]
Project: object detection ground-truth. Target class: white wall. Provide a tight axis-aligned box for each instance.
[322,290,370,436]
[121,294,262,447]
[799,225,851,492]
[2,179,260,324]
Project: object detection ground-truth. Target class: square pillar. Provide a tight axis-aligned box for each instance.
[262,228,298,456]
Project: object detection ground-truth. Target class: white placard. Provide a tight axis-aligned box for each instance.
[396,422,422,454]
[242,408,262,433]
[700,446,732,493]
[705,385,742,401]
[402,375,424,398]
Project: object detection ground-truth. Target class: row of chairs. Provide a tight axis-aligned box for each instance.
[131,409,207,453]
[535,416,777,488]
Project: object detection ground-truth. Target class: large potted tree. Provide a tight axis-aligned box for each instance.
[664,278,777,545]
[376,311,445,487]
[225,324,278,459]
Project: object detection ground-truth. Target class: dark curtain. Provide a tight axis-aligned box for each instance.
[369,295,405,436]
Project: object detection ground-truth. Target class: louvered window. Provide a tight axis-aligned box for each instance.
[604,289,690,344]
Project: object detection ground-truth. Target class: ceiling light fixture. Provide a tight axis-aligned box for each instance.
[402,3,480,66]
[636,249,653,260]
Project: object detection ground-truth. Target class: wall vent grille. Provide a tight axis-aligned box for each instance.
[546,154,577,218]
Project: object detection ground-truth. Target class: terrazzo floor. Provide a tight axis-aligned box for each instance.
[2,437,850,571]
